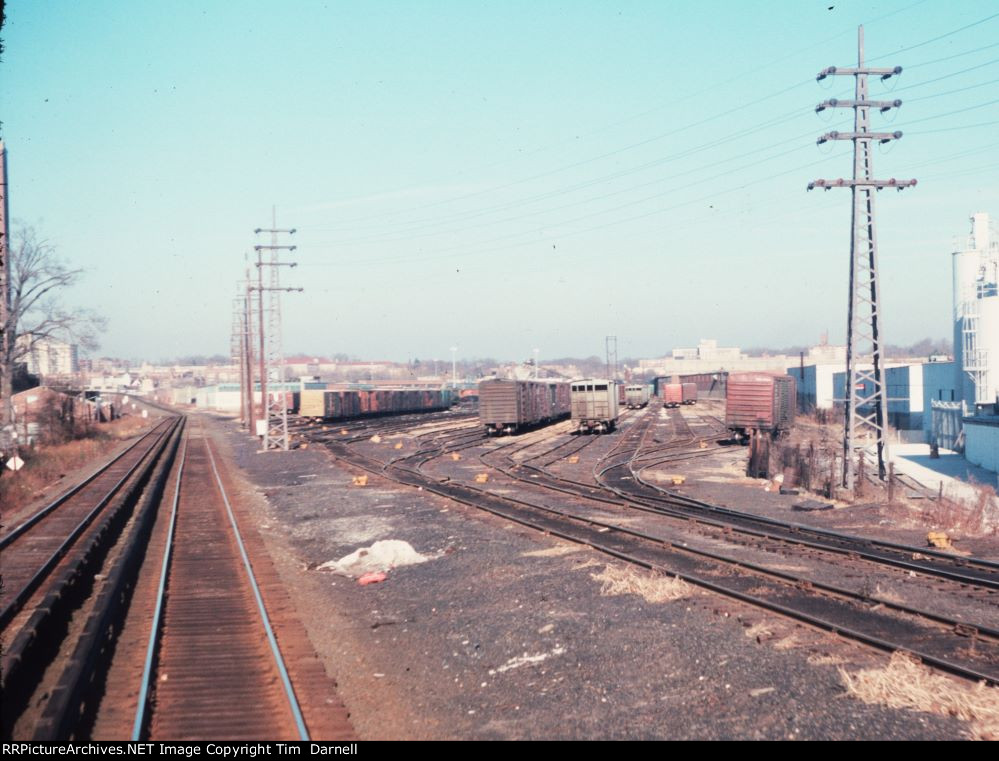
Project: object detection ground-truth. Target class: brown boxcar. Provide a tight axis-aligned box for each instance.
[478,378,570,435]
[725,372,795,440]
[662,383,683,408]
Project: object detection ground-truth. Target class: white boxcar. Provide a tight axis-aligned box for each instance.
[570,379,620,433]
[625,384,652,409]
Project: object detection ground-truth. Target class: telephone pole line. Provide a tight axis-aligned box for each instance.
[231,293,246,427]
[252,212,302,451]
[1,142,12,449]
[605,336,618,380]
[808,26,915,490]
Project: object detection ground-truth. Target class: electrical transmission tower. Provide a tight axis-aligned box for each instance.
[605,336,618,380]
[252,214,302,451]
[809,26,915,490]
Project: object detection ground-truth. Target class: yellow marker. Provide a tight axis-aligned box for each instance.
[567,455,579,464]
[394,442,403,450]
[451,452,462,461]
[341,428,349,435]
[669,475,685,485]
[352,475,369,486]
[474,473,489,483]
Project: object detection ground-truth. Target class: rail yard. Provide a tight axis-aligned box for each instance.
[2,391,997,740]
[4,1,999,745]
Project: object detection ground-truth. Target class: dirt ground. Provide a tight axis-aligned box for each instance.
[202,409,995,740]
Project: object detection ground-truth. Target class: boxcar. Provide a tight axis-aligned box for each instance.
[681,383,698,405]
[478,378,570,435]
[725,372,796,441]
[571,379,620,434]
[298,387,451,421]
[625,384,652,409]
[662,383,683,408]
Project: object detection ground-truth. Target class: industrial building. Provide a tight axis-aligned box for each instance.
[15,335,79,377]
[951,212,999,471]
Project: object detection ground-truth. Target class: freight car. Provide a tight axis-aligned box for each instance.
[724,372,795,442]
[661,383,683,408]
[681,382,698,405]
[625,384,652,409]
[571,379,620,434]
[478,378,570,435]
[299,388,452,421]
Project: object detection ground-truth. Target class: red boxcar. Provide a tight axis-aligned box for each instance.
[662,383,683,408]
[725,372,796,440]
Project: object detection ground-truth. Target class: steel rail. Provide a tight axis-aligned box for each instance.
[204,434,310,741]
[325,437,999,686]
[131,434,189,741]
[0,418,180,629]
[0,418,172,549]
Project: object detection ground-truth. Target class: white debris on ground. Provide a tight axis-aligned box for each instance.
[317,539,435,577]
[488,646,567,675]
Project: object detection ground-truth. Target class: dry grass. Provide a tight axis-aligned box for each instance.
[590,564,693,603]
[522,544,584,558]
[744,622,775,642]
[0,417,152,517]
[839,651,999,740]
[808,652,846,667]
[929,485,999,537]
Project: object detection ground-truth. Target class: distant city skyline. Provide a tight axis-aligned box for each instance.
[2,1,997,362]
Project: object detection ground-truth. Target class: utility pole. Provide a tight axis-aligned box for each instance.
[1,141,12,451]
[605,336,618,380]
[244,262,257,435]
[252,211,302,451]
[809,26,915,489]
[450,346,458,387]
[231,292,247,427]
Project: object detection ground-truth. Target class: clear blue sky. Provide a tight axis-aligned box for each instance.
[2,1,997,363]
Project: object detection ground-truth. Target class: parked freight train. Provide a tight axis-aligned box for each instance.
[571,379,620,433]
[478,378,570,435]
[299,388,453,420]
[724,372,795,441]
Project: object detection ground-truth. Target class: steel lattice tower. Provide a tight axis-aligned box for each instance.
[253,213,301,452]
[809,26,915,489]
[605,335,618,380]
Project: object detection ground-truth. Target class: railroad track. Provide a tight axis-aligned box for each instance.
[2,416,352,741]
[312,409,999,687]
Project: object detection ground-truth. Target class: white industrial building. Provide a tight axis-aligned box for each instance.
[951,212,999,471]
[641,338,847,377]
[16,335,79,377]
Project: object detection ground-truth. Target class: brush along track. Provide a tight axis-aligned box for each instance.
[312,415,999,687]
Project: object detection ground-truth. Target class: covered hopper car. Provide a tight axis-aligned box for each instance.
[571,379,620,434]
[478,378,570,435]
[725,372,795,441]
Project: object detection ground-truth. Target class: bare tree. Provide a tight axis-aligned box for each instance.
[1,226,105,450]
